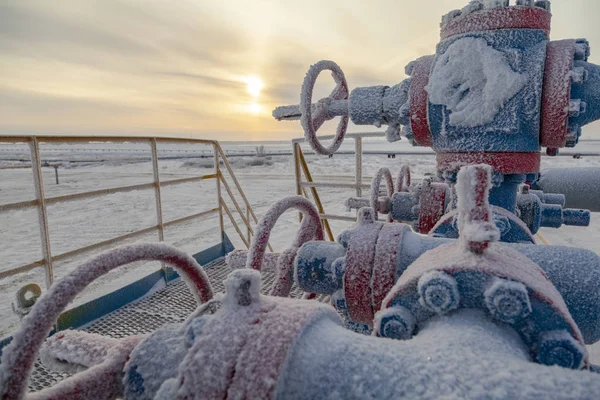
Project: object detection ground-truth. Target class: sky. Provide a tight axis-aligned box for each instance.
[1,0,600,141]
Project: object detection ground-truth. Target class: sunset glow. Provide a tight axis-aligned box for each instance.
[0,1,599,140]
[246,76,264,98]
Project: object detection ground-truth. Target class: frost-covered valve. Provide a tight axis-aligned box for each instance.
[273,60,349,155]
[227,196,324,298]
[370,167,394,221]
[273,61,411,155]
[0,243,215,400]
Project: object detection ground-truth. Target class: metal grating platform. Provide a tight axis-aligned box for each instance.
[27,257,307,392]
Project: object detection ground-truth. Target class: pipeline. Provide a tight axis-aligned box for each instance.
[534,168,600,212]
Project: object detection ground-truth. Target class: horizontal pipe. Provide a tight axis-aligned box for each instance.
[319,213,357,222]
[535,168,600,212]
[278,309,600,398]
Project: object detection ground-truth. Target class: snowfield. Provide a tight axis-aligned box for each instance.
[1,137,600,361]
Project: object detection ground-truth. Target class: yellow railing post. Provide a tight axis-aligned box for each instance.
[150,139,167,276]
[29,137,54,288]
[296,145,335,242]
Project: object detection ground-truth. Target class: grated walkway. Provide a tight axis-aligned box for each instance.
[28,257,305,392]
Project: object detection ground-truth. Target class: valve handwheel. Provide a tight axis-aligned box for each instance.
[397,165,411,192]
[370,167,395,222]
[300,60,349,155]
[246,196,324,297]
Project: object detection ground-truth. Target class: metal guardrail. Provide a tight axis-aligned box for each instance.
[292,132,390,238]
[292,132,559,244]
[0,135,271,287]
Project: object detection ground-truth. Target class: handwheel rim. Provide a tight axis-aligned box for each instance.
[300,60,349,156]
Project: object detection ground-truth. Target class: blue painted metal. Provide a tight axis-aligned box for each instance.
[166,234,234,283]
[294,242,346,295]
[295,242,346,294]
[488,174,525,213]
[530,190,565,207]
[430,207,535,243]
[570,60,600,129]
[390,192,419,222]
[533,168,600,212]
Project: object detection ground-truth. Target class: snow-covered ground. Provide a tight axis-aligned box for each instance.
[2,137,600,361]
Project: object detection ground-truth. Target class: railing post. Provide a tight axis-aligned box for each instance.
[355,136,363,197]
[293,143,303,222]
[246,207,251,245]
[29,137,54,288]
[54,165,59,185]
[150,139,167,277]
[215,143,225,241]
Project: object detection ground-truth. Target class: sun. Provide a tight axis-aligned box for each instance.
[245,76,263,98]
[248,102,261,114]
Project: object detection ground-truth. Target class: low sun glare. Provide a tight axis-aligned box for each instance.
[246,76,263,98]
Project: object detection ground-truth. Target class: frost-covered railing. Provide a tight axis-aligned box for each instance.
[292,132,410,240]
[290,131,567,243]
[0,135,270,288]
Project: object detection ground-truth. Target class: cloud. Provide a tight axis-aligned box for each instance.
[1,0,600,140]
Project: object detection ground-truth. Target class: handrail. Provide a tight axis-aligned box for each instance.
[291,132,402,237]
[295,143,335,241]
[0,135,270,284]
[216,145,274,252]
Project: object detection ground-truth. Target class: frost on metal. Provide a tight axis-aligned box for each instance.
[245,196,323,297]
[455,164,500,251]
[245,196,323,271]
[484,278,532,324]
[417,271,460,314]
[124,324,187,400]
[426,37,527,128]
[300,60,349,156]
[150,269,342,399]
[40,330,120,374]
[279,309,600,399]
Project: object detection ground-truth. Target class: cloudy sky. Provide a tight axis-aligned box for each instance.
[1,0,599,141]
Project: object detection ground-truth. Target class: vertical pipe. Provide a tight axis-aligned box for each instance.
[215,143,225,241]
[355,137,363,197]
[29,138,54,287]
[54,165,59,185]
[150,139,167,277]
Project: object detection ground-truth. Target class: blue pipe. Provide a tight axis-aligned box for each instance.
[277,309,600,399]
[489,177,522,213]
[534,168,600,212]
